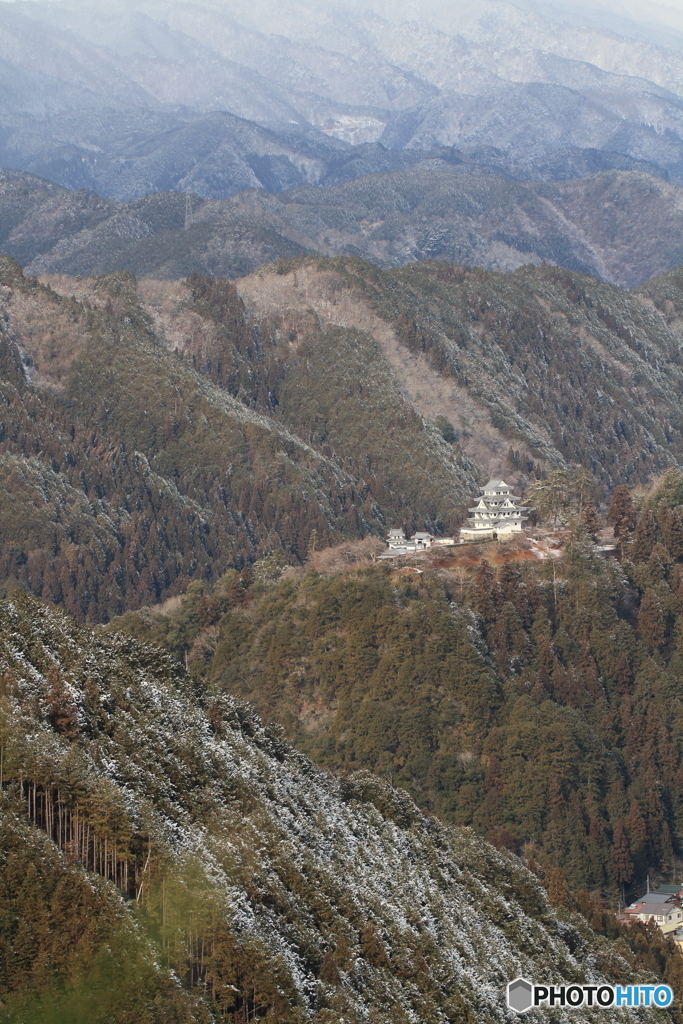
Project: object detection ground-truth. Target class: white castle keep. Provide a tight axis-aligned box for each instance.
[380,479,527,558]
[459,479,528,542]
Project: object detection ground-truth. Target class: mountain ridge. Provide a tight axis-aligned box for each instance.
[4,164,683,287]
[4,0,683,200]
[4,248,683,624]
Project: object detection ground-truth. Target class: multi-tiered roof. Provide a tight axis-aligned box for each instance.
[467,479,528,533]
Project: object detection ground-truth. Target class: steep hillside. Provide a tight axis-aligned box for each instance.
[1,591,681,1023]
[0,257,475,619]
[235,256,683,487]
[4,166,683,287]
[111,470,683,896]
[4,251,683,620]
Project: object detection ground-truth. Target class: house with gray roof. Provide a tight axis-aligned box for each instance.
[623,892,683,933]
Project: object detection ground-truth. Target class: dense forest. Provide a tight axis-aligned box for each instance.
[110,470,683,901]
[302,256,683,487]
[3,593,683,1023]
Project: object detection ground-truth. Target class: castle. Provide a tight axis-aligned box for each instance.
[459,479,528,542]
[381,479,527,558]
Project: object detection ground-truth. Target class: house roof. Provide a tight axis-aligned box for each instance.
[482,479,508,490]
[656,885,682,893]
[626,893,675,911]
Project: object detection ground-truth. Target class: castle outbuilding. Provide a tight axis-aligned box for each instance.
[459,479,528,542]
[380,526,455,560]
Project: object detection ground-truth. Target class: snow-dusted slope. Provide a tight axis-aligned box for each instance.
[0,591,677,1021]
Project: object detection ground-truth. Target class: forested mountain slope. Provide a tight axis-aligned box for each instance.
[5,165,683,287]
[112,472,683,896]
[4,253,683,621]
[0,257,475,620]
[1,592,681,1023]
[235,256,683,487]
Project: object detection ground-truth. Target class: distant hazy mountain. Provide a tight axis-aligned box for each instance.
[4,164,683,287]
[3,0,683,199]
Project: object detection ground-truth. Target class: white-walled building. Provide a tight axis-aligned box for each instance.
[460,479,528,542]
[623,893,683,934]
[387,528,408,549]
[379,527,455,559]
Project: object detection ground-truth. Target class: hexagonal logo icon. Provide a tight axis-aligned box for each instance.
[507,977,533,1014]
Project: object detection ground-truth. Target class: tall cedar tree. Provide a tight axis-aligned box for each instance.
[607,485,636,538]
[581,502,602,540]
[638,589,666,650]
[610,822,634,885]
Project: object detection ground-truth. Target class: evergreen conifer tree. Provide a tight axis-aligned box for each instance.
[638,589,666,650]
[632,509,659,562]
[662,506,683,561]
[610,822,633,886]
[607,485,636,539]
[581,502,602,541]
[473,560,499,621]
[45,665,79,739]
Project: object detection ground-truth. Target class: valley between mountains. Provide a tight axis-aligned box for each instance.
[2,591,681,1023]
